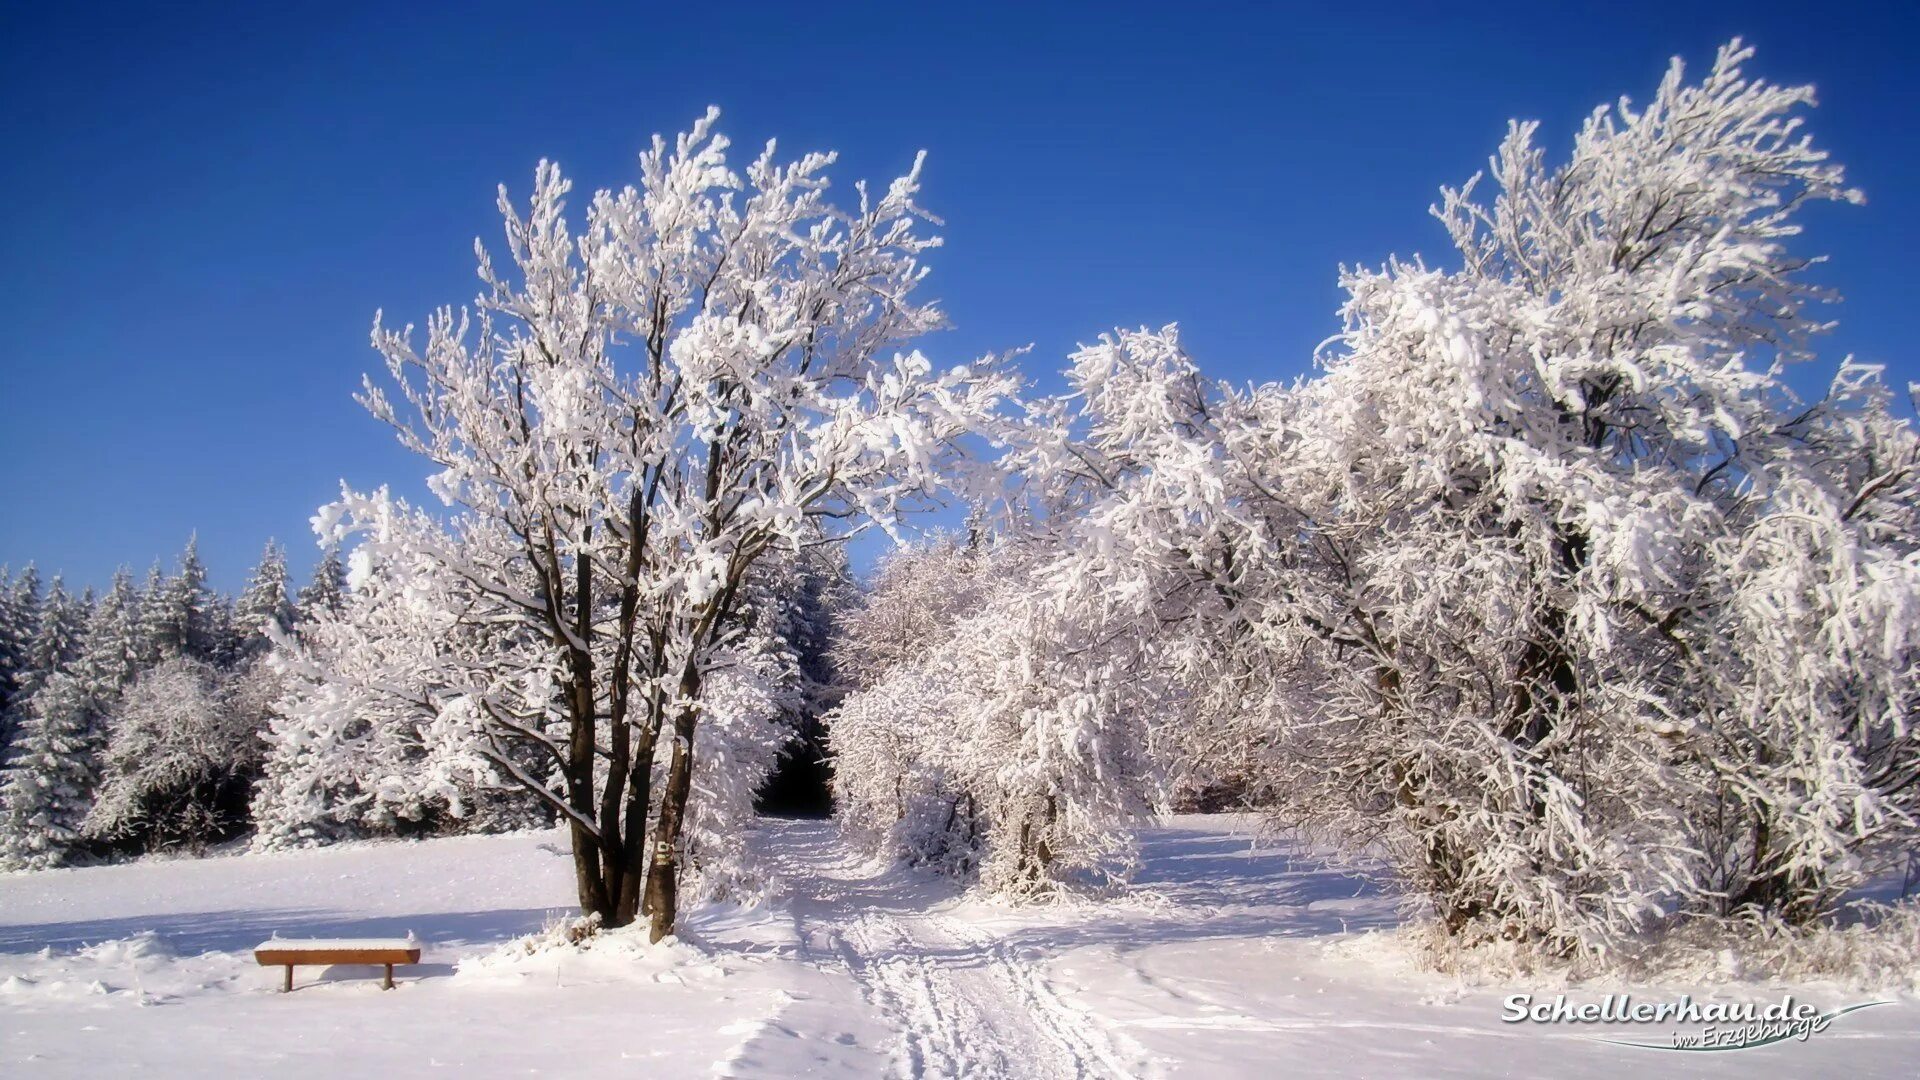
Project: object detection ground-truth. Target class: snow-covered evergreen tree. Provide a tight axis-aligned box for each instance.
[80,570,144,699]
[0,574,112,869]
[0,565,42,752]
[295,543,347,624]
[15,577,88,704]
[140,538,216,663]
[234,541,295,659]
[131,562,168,667]
[0,673,101,870]
[204,594,243,669]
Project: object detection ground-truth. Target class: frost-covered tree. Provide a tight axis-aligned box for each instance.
[139,538,217,663]
[15,577,88,705]
[830,533,987,692]
[131,562,167,667]
[326,109,1013,938]
[1691,365,1920,921]
[952,40,1913,951]
[828,536,994,865]
[0,674,101,870]
[0,565,43,754]
[80,570,144,699]
[1266,39,1897,945]
[253,549,546,849]
[86,657,263,852]
[295,543,347,624]
[0,570,146,870]
[0,566,42,729]
[234,541,295,658]
[829,535,1161,892]
[204,594,244,669]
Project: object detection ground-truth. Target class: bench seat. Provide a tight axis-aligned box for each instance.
[254,938,422,991]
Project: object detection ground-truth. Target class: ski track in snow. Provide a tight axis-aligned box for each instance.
[774,822,1153,1079]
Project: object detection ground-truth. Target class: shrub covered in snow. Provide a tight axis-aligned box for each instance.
[84,657,264,853]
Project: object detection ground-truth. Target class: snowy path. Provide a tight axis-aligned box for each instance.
[760,821,1153,1079]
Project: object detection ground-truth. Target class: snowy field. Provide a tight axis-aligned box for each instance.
[1,816,1914,1078]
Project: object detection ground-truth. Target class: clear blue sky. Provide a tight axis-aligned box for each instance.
[2,1,1915,593]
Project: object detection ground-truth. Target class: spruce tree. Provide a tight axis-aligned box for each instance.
[295,544,347,625]
[79,570,143,699]
[0,673,101,869]
[133,562,169,667]
[140,538,215,662]
[0,565,44,741]
[204,595,242,668]
[17,577,87,703]
[235,541,295,658]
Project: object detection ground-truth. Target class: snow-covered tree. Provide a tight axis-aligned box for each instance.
[1691,364,1920,921]
[0,565,43,754]
[0,674,102,869]
[253,547,545,848]
[139,538,217,663]
[131,562,167,667]
[295,543,347,624]
[951,40,1912,951]
[0,569,146,870]
[828,536,993,865]
[324,108,1015,937]
[234,541,295,659]
[14,577,88,705]
[830,533,987,692]
[86,657,263,852]
[829,536,1161,892]
[1269,39,1897,946]
[80,570,144,699]
[0,566,42,731]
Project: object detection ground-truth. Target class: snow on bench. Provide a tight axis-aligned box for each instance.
[253,937,422,992]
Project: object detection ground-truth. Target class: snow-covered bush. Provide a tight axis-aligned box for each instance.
[85,657,264,852]
[252,536,548,850]
[829,537,1161,894]
[828,536,992,870]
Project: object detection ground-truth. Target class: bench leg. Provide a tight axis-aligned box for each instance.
[284,965,293,993]
[384,963,393,990]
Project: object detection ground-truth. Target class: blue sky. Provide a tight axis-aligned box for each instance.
[2,1,1915,592]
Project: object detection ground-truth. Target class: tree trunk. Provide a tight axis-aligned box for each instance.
[612,750,655,927]
[645,700,701,942]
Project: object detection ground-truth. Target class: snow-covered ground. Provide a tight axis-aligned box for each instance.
[2,816,1914,1077]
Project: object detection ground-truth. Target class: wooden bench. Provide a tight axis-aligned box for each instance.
[254,938,422,992]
